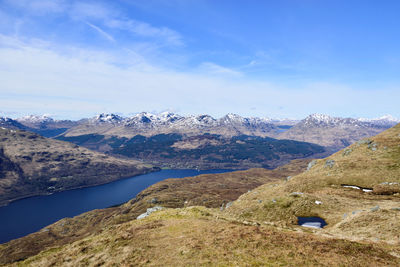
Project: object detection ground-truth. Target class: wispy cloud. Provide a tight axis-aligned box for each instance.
[3,1,183,47]
[4,0,66,14]
[106,19,183,47]
[85,22,115,42]
[198,62,242,77]
[69,2,118,21]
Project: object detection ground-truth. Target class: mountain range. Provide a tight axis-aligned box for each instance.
[1,112,398,170]
[1,112,398,149]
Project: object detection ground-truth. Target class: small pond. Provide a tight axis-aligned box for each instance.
[298,217,327,228]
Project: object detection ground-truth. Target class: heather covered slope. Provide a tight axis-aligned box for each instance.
[0,128,156,206]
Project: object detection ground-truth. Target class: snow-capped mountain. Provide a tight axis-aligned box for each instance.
[124,112,277,134]
[17,115,54,124]
[61,112,399,150]
[0,117,27,130]
[124,112,184,126]
[301,113,399,128]
[14,114,79,137]
[63,112,279,137]
[358,115,400,127]
[92,113,124,124]
[278,113,399,149]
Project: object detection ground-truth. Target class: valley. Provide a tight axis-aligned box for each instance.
[57,133,326,169]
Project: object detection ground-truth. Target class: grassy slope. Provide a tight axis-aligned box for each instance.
[11,207,400,266]
[0,128,156,206]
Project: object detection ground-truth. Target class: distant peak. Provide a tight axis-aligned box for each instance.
[0,116,13,122]
[17,114,54,123]
[359,114,400,123]
[95,113,123,123]
[304,113,336,123]
[222,113,244,121]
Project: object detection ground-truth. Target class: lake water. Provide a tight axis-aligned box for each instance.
[0,169,232,244]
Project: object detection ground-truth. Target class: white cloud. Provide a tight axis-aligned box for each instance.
[85,22,115,42]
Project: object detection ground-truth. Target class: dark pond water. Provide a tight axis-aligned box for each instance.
[297,216,327,228]
[0,169,232,244]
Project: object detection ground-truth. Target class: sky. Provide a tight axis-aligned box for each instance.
[0,0,400,120]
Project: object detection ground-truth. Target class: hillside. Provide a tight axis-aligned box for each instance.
[225,123,400,243]
[57,133,326,169]
[12,207,399,266]
[0,128,157,206]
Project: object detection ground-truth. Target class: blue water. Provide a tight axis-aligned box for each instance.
[297,216,327,228]
[0,169,232,244]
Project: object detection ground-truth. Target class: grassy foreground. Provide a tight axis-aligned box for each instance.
[11,207,400,266]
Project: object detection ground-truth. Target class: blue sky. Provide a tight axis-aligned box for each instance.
[0,0,399,119]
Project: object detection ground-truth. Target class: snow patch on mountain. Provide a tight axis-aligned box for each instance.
[302,113,399,128]
[358,115,400,127]
[0,117,27,130]
[93,113,123,124]
[17,115,54,123]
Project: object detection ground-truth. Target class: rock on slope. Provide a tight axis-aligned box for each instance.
[0,128,156,206]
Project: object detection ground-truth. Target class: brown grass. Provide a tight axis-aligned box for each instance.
[13,207,400,267]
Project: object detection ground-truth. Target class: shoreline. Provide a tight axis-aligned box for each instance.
[0,167,160,208]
